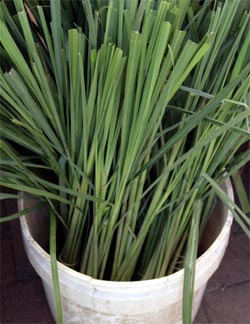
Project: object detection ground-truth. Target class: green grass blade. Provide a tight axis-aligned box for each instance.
[0,203,44,223]
[183,199,202,324]
[49,208,63,324]
[232,171,250,213]
[202,173,250,237]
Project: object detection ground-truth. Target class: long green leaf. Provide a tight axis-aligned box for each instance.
[183,199,202,324]
[50,208,63,324]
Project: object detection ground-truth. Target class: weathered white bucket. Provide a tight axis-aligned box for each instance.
[19,180,233,324]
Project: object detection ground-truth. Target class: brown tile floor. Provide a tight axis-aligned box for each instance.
[1,192,250,323]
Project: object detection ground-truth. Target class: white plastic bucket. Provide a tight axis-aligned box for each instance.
[19,180,233,324]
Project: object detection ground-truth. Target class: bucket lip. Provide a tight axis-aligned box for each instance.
[19,178,233,289]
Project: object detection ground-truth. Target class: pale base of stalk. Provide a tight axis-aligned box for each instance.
[18,180,233,324]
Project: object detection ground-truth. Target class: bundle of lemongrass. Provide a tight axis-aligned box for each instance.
[1,0,249,322]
